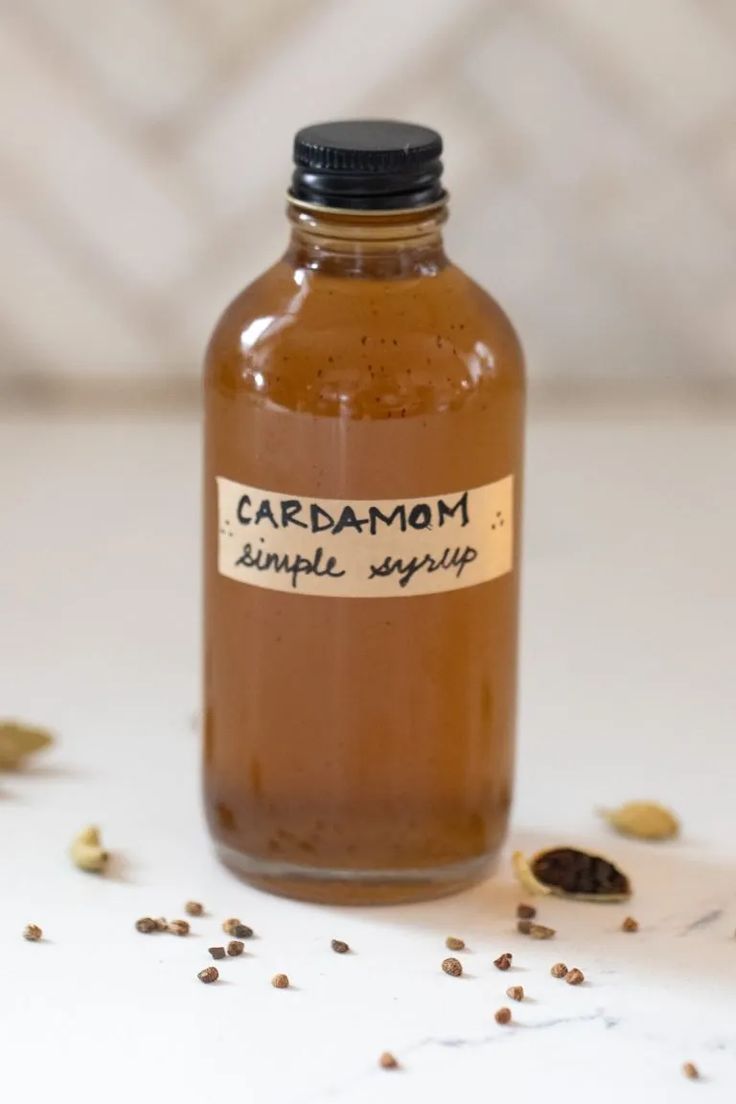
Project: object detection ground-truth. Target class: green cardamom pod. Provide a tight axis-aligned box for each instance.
[70,825,109,873]
[0,721,53,768]
[601,800,679,841]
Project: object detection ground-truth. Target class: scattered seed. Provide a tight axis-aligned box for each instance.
[494,953,513,971]
[223,918,253,938]
[528,923,556,940]
[566,968,585,986]
[209,946,226,960]
[185,901,204,917]
[227,940,244,957]
[445,936,465,951]
[379,1052,399,1070]
[331,939,350,954]
[271,973,289,989]
[551,962,568,978]
[682,1062,699,1080]
[153,918,168,932]
[23,924,42,942]
[517,919,533,934]
[495,1007,512,1025]
[622,916,639,932]
[135,917,157,934]
[442,957,463,977]
[506,985,524,1002]
[168,919,190,937]
[516,903,536,919]
[198,966,219,984]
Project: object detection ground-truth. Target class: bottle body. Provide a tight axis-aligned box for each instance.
[203,208,524,903]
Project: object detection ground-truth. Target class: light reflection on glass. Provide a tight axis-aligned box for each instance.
[239,316,275,350]
[468,340,495,382]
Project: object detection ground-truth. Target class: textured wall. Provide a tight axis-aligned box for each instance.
[1,0,735,403]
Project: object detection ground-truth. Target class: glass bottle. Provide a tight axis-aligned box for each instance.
[203,120,525,904]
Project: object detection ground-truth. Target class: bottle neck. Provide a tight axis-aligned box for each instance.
[284,199,449,279]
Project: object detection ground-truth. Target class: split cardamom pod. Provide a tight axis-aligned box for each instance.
[600,800,679,841]
[0,721,53,769]
[513,846,631,902]
[70,825,109,873]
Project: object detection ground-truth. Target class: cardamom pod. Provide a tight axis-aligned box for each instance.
[70,825,109,873]
[513,846,631,902]
[0,721,53,768]
[600,800,679,841]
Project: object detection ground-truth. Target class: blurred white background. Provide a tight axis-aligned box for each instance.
[0,0,735,408]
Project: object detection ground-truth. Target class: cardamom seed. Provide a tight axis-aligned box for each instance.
[528,923,556,940]
[223,918,253,938]
[601,800,679,841]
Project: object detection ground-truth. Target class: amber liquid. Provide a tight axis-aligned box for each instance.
[204,204,524,903]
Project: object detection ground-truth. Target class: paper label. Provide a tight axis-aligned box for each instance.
[217,475,513,598]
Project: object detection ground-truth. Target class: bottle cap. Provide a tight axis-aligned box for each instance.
[291,119,445,211]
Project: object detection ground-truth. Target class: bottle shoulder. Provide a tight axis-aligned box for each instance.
[442,264,524,369]
[205,260,524,416]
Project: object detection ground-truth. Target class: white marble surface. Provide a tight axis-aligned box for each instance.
[1,406,735,1103]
